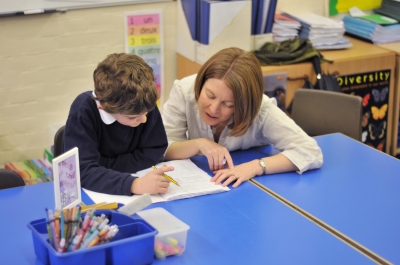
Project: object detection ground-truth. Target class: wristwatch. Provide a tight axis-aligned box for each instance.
[259,159,267,175]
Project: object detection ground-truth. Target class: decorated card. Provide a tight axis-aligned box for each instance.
[52,147,81,209]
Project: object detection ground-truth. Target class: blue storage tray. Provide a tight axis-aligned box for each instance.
[27,210,157,265]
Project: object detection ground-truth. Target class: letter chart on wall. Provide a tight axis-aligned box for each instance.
[125,11,164,107]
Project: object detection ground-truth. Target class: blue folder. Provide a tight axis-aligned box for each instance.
[181,0,198,41]
[199,0,211,44]
[264,0,277,33]
[251,0,259,35]
[255,0,267,34]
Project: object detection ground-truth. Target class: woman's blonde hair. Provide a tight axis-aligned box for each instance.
[194,47,264,136]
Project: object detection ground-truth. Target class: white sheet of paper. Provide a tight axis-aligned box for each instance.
[83,159,229,205]
[83,188,165,204]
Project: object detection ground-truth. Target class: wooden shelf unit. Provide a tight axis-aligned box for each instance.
[378,42,400,156]
[177,37,397,155]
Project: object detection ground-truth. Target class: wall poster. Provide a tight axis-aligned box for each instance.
[125,11,164,106]
[263,72,287,112]
[329,0,382,16]
[338,70,390,152]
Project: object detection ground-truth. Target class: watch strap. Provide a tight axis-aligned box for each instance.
[259,159,267,175]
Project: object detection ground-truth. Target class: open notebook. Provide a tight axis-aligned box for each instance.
[83,159,230,204]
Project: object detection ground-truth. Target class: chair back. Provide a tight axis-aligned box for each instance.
[0,169,25,190]
[291,89,362,141]
[54,125,65,158]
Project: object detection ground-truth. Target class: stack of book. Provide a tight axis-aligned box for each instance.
[272,13,302,42]
[342,15,400,44]
[283,13,352,50]
[4,158,53,185]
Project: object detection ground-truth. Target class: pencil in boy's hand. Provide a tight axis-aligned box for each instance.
[151,166,180,186]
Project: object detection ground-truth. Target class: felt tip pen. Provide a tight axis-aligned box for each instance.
[101,225,119,244]
[64,208,71,248]
[97,225,118,245]
[70,206,81,238]
[54,211,60,246]
[82,218,100,243]
[45,208,53,246]
[85,225,110,248]
[48,209,59,250]
[79,211,93,236]
[87,224,110,248]
[152,166,180,186]
[58,210,65,252]
[60,210,64,239]
[67,207,77,243]
[80,225,102,249]
[68,234,83,251]
[58,238,66,253]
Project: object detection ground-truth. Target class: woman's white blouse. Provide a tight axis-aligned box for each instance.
[162,74,323,174]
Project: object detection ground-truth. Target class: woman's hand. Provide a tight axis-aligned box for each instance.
[211,160,259,188]
[196,138,234,171]
[131,165,174,194]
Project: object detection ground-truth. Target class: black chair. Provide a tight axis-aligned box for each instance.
[54,125,65,158]
[0,168,25,190]
[291,89,363,141]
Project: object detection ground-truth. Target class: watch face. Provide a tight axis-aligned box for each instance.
[259,159,266,175]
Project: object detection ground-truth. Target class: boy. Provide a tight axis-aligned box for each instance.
[63,53,173,195]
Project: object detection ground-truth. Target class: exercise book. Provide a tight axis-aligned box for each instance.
[84,159,230,204]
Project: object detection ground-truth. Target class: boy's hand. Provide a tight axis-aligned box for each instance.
[131,165,174,194]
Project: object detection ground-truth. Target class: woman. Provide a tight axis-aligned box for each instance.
[162,47,323,188]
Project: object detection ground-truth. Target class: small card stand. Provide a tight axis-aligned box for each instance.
[52,147,81,210]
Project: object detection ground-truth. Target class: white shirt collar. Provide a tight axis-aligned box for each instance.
[92,91,116,125]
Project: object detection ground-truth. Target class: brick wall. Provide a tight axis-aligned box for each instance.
[0,0,324,166]
[0,2,177,166]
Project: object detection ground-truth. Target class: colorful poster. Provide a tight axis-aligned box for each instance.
[125,11,164,106]
[338,70,390,152]
[329,0,382,16]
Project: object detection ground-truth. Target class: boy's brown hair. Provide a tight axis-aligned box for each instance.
[93,53,158,115]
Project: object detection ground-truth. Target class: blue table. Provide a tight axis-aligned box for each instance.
[251,133,400,264]
[0,179,374,264]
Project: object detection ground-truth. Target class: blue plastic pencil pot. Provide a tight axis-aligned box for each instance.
[27,210,157,265]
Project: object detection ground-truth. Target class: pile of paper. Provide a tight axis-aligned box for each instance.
[282,13,352,50]
[343,15,400,44]
[272,13,301,42]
